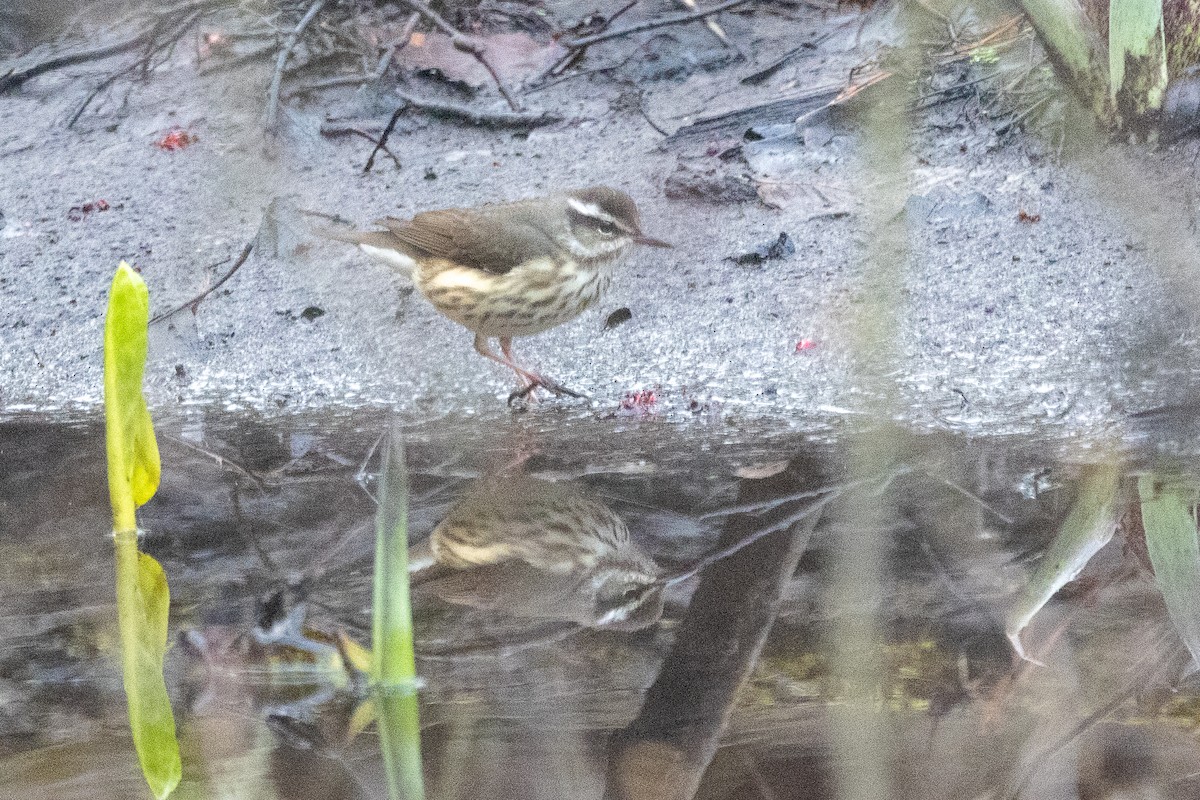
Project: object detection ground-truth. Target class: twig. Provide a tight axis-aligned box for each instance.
[535,0,639,82]
[363,102,409,173]
[637,95,669,136]
[675,0,743,56]
[160,433,269,490]
[524,53,635,94]
[0,0,232,92]
[337,129,402,170]
[396,0,522,111]
[561,0,756,49]
[1,30,150,93]
[150,241,254,325]
[69,9,204,127]
[393,88,559,127]
[264,0,328,132]
[284,14,417,100]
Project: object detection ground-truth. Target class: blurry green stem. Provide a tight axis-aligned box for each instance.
[371,426,424,799]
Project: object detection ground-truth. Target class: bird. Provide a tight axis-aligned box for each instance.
[408,475,664,631]
[325,186,670,402]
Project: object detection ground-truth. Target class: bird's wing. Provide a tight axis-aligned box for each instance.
[374,202,561,275]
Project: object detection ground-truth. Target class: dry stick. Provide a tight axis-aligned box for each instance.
[396,0,522,111]
[150,241,254,325]
[537,0,640,81]
[637,97,670,136]
[363,102,409,174]
[397,88,558,126]
[69,9,204,127]
[0,0,231,91]
[264,0,328,132]
[339,128,402,170]
[1,29,150,92]
[285,13,418,99]
[675,0,743,56]
[560,0,756,49]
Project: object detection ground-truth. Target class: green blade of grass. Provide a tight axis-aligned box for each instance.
[104,262,180,799]
[1140,475,1200,670]
[372,426,424,800]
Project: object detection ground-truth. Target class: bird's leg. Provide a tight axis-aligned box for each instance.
[472,334,584,403]
[500,337,585,403]
[474,334,536,388]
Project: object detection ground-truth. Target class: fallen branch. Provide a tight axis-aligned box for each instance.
[150,241,254,325]
[560,0,756,49]
[396,0,522,111]
[264,0,328,132]
[1,31,150,93]
[395,88,559,127]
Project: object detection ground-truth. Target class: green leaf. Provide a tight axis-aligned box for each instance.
[1005,464,1121,661]
[104,262,160,532]
[372,426,418,687]
[371,426,424,800]
[1140,475,1200,670]
[376,686,424,800]
[115,531,181,799]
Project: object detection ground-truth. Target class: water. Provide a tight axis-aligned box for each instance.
[4,409,1200,799]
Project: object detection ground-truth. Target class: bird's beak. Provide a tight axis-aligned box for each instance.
[635,235,672,248]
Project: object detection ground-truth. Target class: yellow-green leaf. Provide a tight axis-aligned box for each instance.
[115,531,181,799]
[104,262,160,532]
[338,631,374,676]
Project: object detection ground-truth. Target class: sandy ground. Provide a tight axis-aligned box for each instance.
[4,1,1200,435]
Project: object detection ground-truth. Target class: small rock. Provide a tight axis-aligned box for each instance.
[604,307,633,330]
[730,232,795,266]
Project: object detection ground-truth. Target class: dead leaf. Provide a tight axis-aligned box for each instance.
[395,32,565,88]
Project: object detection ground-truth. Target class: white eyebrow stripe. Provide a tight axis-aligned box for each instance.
[567,197,616,224]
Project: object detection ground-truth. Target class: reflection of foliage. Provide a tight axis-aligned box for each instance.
[104,262,180,800]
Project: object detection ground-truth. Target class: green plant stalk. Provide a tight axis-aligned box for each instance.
[105,262,181,800]
[371,426,424,800]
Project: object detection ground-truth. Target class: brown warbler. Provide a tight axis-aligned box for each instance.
[408,475,664,631]
[326,186,670,402]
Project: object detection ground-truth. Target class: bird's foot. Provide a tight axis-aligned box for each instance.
[507,376,587,405]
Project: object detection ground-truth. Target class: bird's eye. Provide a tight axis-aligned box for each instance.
[595,220,619,236]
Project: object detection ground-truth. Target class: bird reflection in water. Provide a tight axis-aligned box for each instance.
[409,475,664,631]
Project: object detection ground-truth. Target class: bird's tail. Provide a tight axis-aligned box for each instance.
[312,224,417,275]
